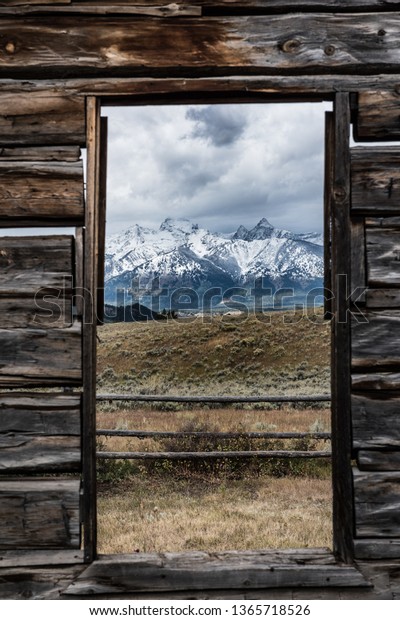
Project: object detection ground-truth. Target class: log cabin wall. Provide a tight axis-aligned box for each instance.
[1,0,400,599]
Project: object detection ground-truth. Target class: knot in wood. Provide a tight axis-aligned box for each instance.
[5,41,16,55]
[378,29,386,37]
[324,45,336,57]
[280,39,301,54]
[333,186,347,202]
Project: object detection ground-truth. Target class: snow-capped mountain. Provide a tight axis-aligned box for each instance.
[105,217,323,307]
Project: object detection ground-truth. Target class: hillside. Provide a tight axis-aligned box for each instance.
[97,309,330,396]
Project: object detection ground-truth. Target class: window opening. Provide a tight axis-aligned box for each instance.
[96,102,333,554]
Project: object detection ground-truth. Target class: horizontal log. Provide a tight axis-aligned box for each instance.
[0,565,84,601]
[0,434,81,472]
[354,468,400,537]
[0,3,201,16]
[355,90,400,141]
[0,479,80,549]
[0,236,74,327]
[0,393,81,434]
[0,322,82,386]
[0,0,71,4]
[97,450,331,459]
[352,372,400,390]
[0,146,81,161]
[5,15,400,78]
[65,550,368,596]
[0,161,84,225]
[351,149,400,214]
[354,539,400,559]
[366,289,400,308]
[352,311,400,368]
[366,226,400,286]
[0,549,83,569]
[97,393,330,403]
[97,429,331,439]
[0,91,85,146]
[352,392,400,448]
[358,450,400,470]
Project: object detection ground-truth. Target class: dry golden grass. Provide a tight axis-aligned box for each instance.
[98,475,332,554]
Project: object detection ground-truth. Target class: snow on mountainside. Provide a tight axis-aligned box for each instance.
[105,217,323,304]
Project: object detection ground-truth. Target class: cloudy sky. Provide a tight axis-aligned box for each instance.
[104,102,332,237]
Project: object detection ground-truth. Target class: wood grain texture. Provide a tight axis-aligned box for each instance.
[0,549,83,569]
[355,90,400,141]
[0,322,82,386]
[0,479,80,549]
[352,311,400,368]
[366,225,400,287]
[4,15,400,78]
[354,539,400,559]
[0,146,81,162]
[358,450,400,470]
[0,90,85,146]
[351,217,366,303]
[0,236,73,327]
[354,468,400,537]
[0,392,81,472]
[353,372,400,390]
[366,289,400,308]
[351,148,400,214]
[0,161,84,225]
[352,393,400,448]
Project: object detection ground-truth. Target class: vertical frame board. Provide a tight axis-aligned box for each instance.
[331,93,354,562]
[97,116,108,326]
[82,97,101,562]
[324,111,334,319]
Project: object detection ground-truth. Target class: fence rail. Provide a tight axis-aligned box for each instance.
[96,393,331,461]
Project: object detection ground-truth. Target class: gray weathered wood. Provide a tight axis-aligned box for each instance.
[0,393,81,435]
[0,566,85,600]
[366,224,400,287]
[0,549,83,569]
[352,311,400,368]
[324,111,333,317]
[0,0,70,4]
[0,161,84,225]
[0,479,80,549]
[355,91,400,141]
[0,435,81,472]
[0,90,85,146]
[358,450,400,470]
[0,322,82,386]
[96,393,330,403]
[352,393,400,448]
[367,289,400,308]
[352,372,400,391]
[354,539,400,559]
[354,468,400,538]
[0,3,200,16]
[6,15,400,78]
[0,236,74,327]
[0,146,81,162]
[98,429,331,440]
[351,217,366,303]
[351,149,400,214]
[65,550,368,596]
[98,450,332,460]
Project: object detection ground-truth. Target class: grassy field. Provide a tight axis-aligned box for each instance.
[96,309,333,554]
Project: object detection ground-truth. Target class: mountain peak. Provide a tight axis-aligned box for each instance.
[232,224,249,240]
[256,218,274,229]
[160,217,198,235]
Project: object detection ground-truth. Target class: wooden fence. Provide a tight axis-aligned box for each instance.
[96,394,332,460]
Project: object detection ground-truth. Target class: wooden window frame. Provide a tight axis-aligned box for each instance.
[84,89,353,569]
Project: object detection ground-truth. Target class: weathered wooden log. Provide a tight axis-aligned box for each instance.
[351,217,366,302]
[4,15,400,78]
[354,468,400,537]
[0,322,82,386]
[0,146,81,162]
[352,372,400,391]
[366,289,400,308]
[0,236,74,327]
[351,148,400,214]
[352,311,400,368]
[358,450,400,471]
[0,479,80,549]
[0,393,81,473]
[355,91,400,141]
[366,225,400,286]
[96,393,330,403]
[0,161,84,225]
[354,539,400,559]
[64,550,368,596]
[0,3,200,15]
[0,549,83,569]
[0,91,85,146]
[97,429,331,439]
[352,392,400,448]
